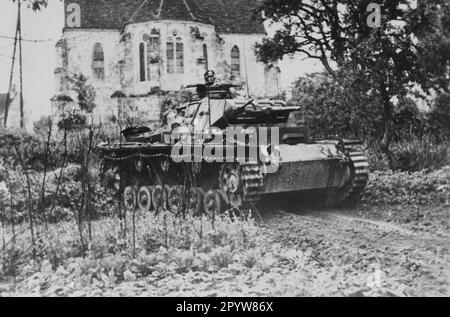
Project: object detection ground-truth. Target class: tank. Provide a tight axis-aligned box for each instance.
[97,71,369,216]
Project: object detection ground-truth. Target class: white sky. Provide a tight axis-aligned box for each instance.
[0,1,64,122]
[0,1,322,123]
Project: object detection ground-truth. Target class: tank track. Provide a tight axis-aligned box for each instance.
[102,153,266,214]
[340,150,370,204]
[240,162,264,205]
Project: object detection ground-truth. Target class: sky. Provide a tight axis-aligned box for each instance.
[0,0,64,123]
[0,0,322,124]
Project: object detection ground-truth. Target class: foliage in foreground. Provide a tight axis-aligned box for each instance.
[0,212,298,293]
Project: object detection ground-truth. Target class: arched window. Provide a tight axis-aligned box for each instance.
[166,38,174,74]
[139,42,146,82]
[167,37,184,74]
[203,44,209,71]
[92,43,105,80]
[176,38,184,74]
[231,46,241,78]
[143,30,161,81]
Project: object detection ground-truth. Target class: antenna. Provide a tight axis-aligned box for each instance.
[243,42,250,97]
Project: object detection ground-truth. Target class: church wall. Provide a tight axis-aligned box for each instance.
[57,29,122,121]
[55,22,282,127]
[123,21,218,94]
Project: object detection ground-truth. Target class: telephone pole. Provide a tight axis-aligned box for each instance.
[3,2,20,127]
[18,0,25,129]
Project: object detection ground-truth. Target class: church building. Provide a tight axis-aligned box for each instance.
[54,0,281,123]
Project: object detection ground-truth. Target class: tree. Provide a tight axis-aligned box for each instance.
[57,74,96,131]
[414,0,450,93]
[12,0,48,11]
[256,0,448,169]
[288,72,383,140]
[427,93,450,141]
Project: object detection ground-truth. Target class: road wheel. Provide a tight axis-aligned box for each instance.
[168,186,184,214]
[137,186,152,212]
[152,185,167,212]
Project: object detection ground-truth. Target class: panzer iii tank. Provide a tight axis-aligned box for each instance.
[97,71,369,216]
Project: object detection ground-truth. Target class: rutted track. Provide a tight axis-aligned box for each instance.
[257,204,450,296]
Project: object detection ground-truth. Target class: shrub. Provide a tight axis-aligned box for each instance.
[427,92,450,142]
[289,73,387,140]
[363,166,450,206]
[393,98,427,141]
[366,144,390,172]
[57,110,87,131]
[0,127,49,170]
[366,136,449,173]
[392,136,448,172]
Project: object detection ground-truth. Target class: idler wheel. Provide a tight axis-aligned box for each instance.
[168,186,184,214]
[152,185,167,212]
[203,190,224,218]
[137,186,152,212]
[123,186,137,212]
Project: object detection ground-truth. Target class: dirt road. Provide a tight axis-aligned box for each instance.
[257,204,449,296]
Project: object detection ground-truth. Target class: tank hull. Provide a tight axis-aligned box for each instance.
[263,143,350,194]
[264,160,349,194]
[98,139,368,214]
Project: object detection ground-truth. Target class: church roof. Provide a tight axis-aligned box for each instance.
[65,0,265,34]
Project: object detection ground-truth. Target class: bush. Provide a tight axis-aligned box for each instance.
[393,98,427,141]
[366,136,448,173]
[366,144,390,172]
[0,127,50,170]
[0,126,90,172]
[363,166,450,206]
[427,92,450,141]
[57,111,87,131]
[392,136,449,172]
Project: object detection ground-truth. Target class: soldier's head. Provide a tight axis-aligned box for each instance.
[204,70,216,86]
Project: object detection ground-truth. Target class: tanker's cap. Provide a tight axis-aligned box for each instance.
[204,70,216,86]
